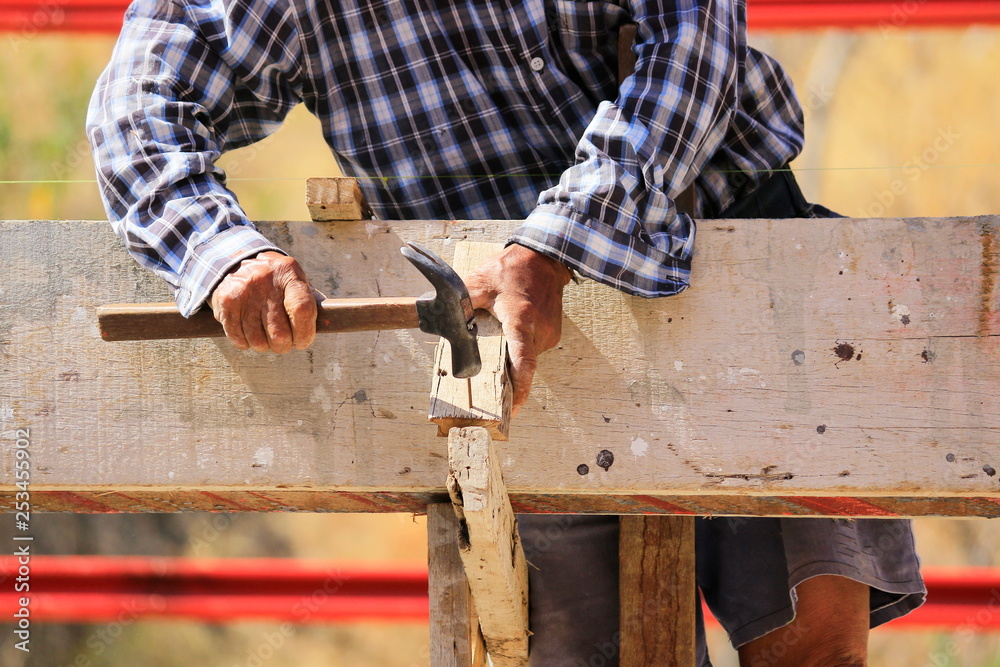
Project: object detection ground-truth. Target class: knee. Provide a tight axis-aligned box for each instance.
[746,645,866,667]
[801,634,867,667]
[741,621,867,667]
[810,652,866,667]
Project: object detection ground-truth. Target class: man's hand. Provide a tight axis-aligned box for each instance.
[463,244,573,417]
[209,251,319,353]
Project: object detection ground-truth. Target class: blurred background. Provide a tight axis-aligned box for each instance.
[1,3,999,666]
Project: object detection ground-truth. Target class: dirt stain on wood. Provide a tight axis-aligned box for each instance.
[833,342,855,363]
[979,223,996,337]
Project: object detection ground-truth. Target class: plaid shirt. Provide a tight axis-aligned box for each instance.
[87,0,803,316]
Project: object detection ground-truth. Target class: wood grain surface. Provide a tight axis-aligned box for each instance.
[2,216,1000,515]
[430,242,512,440]
[447,427,528,665]
[620,516,696,666]
[428,503,488,667]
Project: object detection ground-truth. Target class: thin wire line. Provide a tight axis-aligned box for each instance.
[0,163,997,185]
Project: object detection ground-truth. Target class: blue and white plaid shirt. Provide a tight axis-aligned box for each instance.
[87,0,804,316]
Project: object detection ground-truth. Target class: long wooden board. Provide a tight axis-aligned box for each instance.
[2,217,1000,516]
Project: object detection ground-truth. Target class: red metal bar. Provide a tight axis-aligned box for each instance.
[1,0,999,33]
[0,0,127,34]
[747,0,1000,30]
[2,556,1000,629]
[0,557,429,624]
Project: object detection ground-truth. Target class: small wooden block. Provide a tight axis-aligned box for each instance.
[305,177,374,221]
[620,515,697,666]
[431,312,511,440]
[447,426,529,666]
[428,503,488,667]
[430,242,512,440]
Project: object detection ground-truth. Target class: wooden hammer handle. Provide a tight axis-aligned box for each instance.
[98,298,420,341]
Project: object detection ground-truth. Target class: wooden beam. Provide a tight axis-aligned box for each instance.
[3,217,1000,515]
[430,242,512,440]
[620,516,696,666]
[447,427,529,666]
[428,503,488,667]
[305,177,374,221]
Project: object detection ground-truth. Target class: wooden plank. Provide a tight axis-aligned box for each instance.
[447,427,528,666]
[5,488,999,517]
[2,217,1000,515]
[305,177,374,221]
[427,503,488,667]
[620,516,696,666]
[430,242,512,440]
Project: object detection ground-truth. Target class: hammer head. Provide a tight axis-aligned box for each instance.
[400,242,481,378]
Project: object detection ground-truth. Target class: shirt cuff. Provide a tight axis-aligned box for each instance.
[175,225,284,317]
[509,204,694,298]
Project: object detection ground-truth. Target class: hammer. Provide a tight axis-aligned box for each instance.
[97,242,482,378]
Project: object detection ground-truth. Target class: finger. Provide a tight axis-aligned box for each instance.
[285,280,319,350]
[502,322,538,418]
[211,289,250,351]
[219,315,250,351]
[241,304,271,353]
[262,297,294,354]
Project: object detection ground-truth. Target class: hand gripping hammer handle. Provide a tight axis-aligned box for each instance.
[97,242,482,378]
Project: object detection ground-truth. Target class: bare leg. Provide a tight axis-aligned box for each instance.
[738,575,869,667]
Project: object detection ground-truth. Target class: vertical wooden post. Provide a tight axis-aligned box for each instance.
[447,427,529,666]
[429,241,526,665]
[428,503,488,667]
[619,515,697,666]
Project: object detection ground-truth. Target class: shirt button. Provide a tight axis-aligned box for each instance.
[529,57,545,72]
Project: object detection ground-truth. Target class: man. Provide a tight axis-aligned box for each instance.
[88,1,924,663]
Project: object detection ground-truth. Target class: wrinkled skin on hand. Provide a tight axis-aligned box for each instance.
[463,244,573,417]
[209,251,319,353]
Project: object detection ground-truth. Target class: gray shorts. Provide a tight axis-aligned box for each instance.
[517,515,925,667]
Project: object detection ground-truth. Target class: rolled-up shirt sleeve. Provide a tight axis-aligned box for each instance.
[86,1,301,316]
[510,0,742,297]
